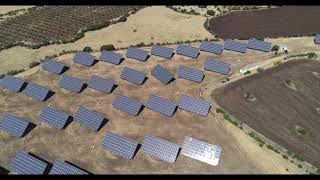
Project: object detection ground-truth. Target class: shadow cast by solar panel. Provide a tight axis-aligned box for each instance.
[132,144,142,159]
[167,77,175,84]
[200,75,205,83]
[118,58,125,65]
[65,161,92,175]
[171,106,179,117]
[43,90,55,101]
[168,53,175,59]
[27,152,53,175]
[59,66,70,75]
[109,84,118,94]
[79,83,88,93]
[140,77,148,85]
[136,105,145,116]
[62,116,73,130]
[145,55,151,62]
[18,82,28,93]
[0,165,9,175]
[21,122,36,138]
[175,147,182,162]
[96,118,109,132]
[91,59,99,66]
[194,52,200,58]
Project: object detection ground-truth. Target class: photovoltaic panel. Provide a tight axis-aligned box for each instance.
[204,58,231,75]
[121,67,146,85]
[223,39,247,53]
[0,113,29,138]
[10,151,49,175]
[151,45,174,59]
[59,75,85,93]
[112,94,143,116]
[101,131,139,160]
[0,74,26,92]
[73,52,96,66]
[177,65,204,83]
[146,95,177,117]
[74,106,105,132]
[99,51,122,65]
[314,35,320,44]
[88,75,115,94]
[141,135,180,164]
[176,44,200,58]
[23,83,50,101]
[247,38,272,52]
[178,95,211,116]
[126,47,149,61]
[49,160,88,175]
[42,59,67,74]
[151,64,174,85]
[199,41,223,54]
[39,106,69,130]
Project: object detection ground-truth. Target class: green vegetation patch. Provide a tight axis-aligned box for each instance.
[295,126,310,136]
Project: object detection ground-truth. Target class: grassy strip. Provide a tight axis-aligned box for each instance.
[285,52,318,60]
[216,108,242,129]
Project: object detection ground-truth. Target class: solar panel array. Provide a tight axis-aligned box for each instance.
[177,65,205,83]
[247,38,272,52]
[42,59,67,74]
[49,160,88,175]
[99,51,122,65]
[112,94,143,116]
[88,75,115,94]
[39,106,69,130]
[74,106,105,132]
[0,113,29,138]
[73,52,96,66]
[314,35,320,44]
[151,64,174,85]
[151,45,174,59]
[101,131,139,160]
[59,75,85,93]
[204,58,231,75]
[181,136,222,166]
[10,151,48,175]
[146,95,177,117]
[121,67,146,85]
[176,44,200,58]
[0,74,25,92]
[178,95,211,116]
[199,41,224,54]
[23,83,50,101]
[141,135,180,164]
[126,47,149,61]
[224,39,247,53]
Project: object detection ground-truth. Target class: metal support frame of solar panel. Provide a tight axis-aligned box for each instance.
[88,75,115,94]
[120,67,146,85]
[101,131,139,160]
[49,160,88,175]
[112,94,143,116]
[99,51,122,65]
[151,64,174,85]
[59,75,85,93]
[204,58,230,75]
[39,106,70,130]
[0,113,30,138]
[42,59,68,74]
[178,95,211,116]
[176,44,200,58]
[141,135,180,164]
[126,47,149,61]
[23,83,50,101]
[74,106,105,132]
[199,41,224,54]
[73,52,96,66]
[146,95,177,117]
[223,39,248,53]
[151,45,174,59]
[0,74,26,92]
[247,38,272,52]
[314,35,320,44]
[181,136,222,166]
[10,151,49,175]
[177,65,205,83]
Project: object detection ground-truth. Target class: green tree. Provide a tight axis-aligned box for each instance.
[83,46,93,52]
[100,44,115,52]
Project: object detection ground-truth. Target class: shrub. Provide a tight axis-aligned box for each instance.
[0,74,4,79]
[7,69,25,76]
[257,67,264,73]
[83,46,93,52]
[29,61,40,68]
[298,164,302,168]
[216,108,224,114]
[198,5,207,8]
[100,44,115,52]
[253,36,264,41]
[181,9,187,13]
[244,71,251,75]
[133,29,137,32]
[207,10,216,16]
[293,154,304,162]
[271,45,280,52]
[274,61,282,66]
[307,52,317,58]
[266,144,274,151]
[282,155,288,160]
[119,16,127,22]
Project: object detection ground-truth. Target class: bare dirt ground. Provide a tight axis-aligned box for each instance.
[0,6,34,14]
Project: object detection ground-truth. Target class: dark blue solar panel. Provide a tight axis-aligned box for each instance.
[42,59,67,74]
[151,45,174,59]
[121,67,146,85]
[151,64,174,85]
[146,95,177,117]
[204,58,230,75]
[88,75,115,94]
[74,106,105,132]
[10,151,49,175]
[39,106,69,130]
[23,83,50,101]
[49,160,88,175]
[73,52,96,66]
[99,51,122,65]
[178,95,211,116]
[176,44,200,58]
[112,94,143,116]
[247,38,272,52]
[224,39,247,53]
[0,113,29,138]
[126,47,149,61]
[177,65,204,83]
[199,41,223,54]
[59,75,85,93]
[0,74,26,92]
[314,35,320,44]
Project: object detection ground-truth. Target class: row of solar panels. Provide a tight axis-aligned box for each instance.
[314,35,320,44]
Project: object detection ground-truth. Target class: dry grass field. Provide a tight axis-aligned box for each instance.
[0,6,34,14]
